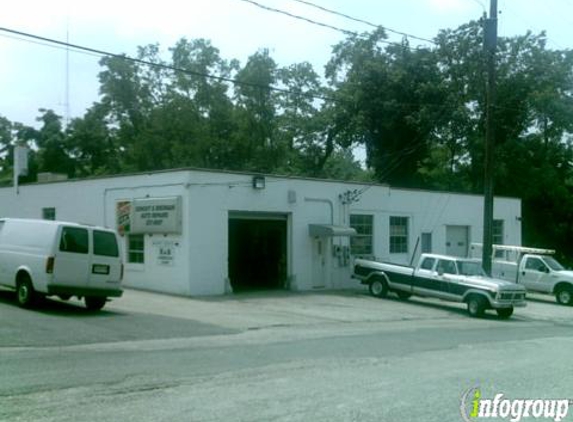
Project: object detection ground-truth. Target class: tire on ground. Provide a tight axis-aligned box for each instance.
[368,276,389,298]
[16,273,37,308]
[85,296,107,311]
[467,295,487,318]
[555,286,573,306]
[496,307,514,319]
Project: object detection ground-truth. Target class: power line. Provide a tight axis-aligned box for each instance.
[468,0,487,13]
[0,26,458,113]
[3,25,535,121]
[286,0,436,45]
[0,26,337,104]
[237,0,397,46]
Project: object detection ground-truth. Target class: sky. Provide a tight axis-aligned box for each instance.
[1,0,572,129]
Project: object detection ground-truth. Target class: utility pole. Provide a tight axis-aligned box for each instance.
[482,0,498,275]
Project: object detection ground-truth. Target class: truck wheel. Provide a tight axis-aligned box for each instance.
[555,288,573,306]
[85,297,107,311]
[496,307,514,319]
[396,291,412,300]
[16,275,36,308]
[369,277,388,298]
[467,296,486,318]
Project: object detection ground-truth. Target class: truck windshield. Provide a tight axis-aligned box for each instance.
[458,261,486,276]
[544,257,565,271]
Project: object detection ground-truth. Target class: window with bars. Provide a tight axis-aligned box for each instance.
[390,216,409,254]
[128,234,145,264]
[350,214,373,256]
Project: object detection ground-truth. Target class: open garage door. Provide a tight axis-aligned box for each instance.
[228,212,288,292]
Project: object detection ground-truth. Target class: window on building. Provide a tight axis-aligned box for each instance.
[128,234,145,264]
[390,216,409,254]
[59,227,89,254]
[42,207,56,220]
[421,232,432,253]
[350,214,373,256]
[94,230,120,257]
[493,219,504,245]
[492,220,504,258]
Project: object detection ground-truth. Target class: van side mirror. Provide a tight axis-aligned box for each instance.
[437,267,445,276]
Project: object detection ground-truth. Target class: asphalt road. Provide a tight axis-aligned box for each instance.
[1,288,573,422]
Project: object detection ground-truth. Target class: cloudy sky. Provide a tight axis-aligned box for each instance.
[1,0,572,128]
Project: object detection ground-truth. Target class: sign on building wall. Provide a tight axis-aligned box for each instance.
[130,196,183,234]
[152,239,178,266]
[116,201,132,236]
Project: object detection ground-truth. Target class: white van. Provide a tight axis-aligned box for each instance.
[0,218,123,310]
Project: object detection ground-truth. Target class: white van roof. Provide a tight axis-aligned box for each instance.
[0,218,113,232]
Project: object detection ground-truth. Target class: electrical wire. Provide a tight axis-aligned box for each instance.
[0,26,338,104]
[0,26,455,113]
[286,0,436,45]
[237,0,405,47]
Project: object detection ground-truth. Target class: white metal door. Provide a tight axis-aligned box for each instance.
[312,238,329,288]
[446,226,469,257]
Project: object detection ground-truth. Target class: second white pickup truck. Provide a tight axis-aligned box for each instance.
[470,244,573,306]
[353,253,527,318]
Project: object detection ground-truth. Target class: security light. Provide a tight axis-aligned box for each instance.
[252,175,265,190]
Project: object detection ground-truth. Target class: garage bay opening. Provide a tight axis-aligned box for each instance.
[228,213,288,292]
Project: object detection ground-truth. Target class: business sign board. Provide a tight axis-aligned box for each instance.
[130,196,183,234]
[116,201,132,236]
[152,239,178,266]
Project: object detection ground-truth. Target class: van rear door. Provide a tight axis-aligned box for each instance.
[88,229,122,293]
[53,226,90,288]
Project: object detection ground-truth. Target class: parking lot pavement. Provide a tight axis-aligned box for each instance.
[107,285,573,331]
[0,289,238,348]
[517,292,573,322]
[107,287,473,330]
[2,285,572,351]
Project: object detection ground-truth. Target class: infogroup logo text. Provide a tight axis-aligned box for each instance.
[461,387,571,422]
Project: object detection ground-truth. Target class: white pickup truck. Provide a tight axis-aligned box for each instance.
[470,244,573,305]
[353,253,527,318]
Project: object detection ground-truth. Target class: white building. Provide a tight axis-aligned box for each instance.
[0,168,521,296]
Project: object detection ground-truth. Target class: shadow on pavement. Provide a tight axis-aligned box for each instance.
[0,289,124,317]
[356,289,529,322]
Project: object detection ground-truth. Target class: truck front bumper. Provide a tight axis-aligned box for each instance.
[490,299,527,309]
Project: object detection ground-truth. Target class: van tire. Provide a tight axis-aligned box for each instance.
[16,275,36,308]
[85,297,107,311]
[467,295,486,318]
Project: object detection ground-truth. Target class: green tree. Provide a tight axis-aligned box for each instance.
[234,49,282,172]
[326,29,449,187]
[66,103,120,176]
